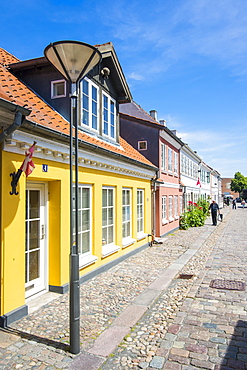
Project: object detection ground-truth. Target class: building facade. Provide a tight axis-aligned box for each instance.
[120,103,183,238]
[0,44,157,326]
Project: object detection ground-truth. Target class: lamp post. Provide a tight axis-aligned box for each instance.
[44,41,101,354]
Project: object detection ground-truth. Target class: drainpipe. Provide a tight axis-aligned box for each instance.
[151,170,162,245]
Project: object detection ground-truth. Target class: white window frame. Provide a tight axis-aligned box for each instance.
[51,79,66,99]
[162,195,168,224]
[103,93,116,140]
[161,143,166,171]
[174,195,179,219]
[168,148,173,172]
[138,141,147,151]
[169,196,174,221]
[137,189,145,239]
[174,152,178,174]
[122,188,135,247]
[74,184,97,268]
[180,195,183,215]
[81,77,99,132]
[102,187,120,258]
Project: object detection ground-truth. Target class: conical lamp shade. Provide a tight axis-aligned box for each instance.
[44,41,101,83]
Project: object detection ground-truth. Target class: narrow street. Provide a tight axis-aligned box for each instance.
[1,205,247,369]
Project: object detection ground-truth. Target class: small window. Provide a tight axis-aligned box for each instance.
[138,141,147,151]
[51,80,66,99]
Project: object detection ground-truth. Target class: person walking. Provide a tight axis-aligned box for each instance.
[209,200,220,226]
[241,199,245,208]
[232,199,236,209]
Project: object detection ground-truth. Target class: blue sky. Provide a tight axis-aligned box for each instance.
[1,0,247,177]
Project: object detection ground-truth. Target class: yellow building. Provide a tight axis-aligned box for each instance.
[0,44,157,326]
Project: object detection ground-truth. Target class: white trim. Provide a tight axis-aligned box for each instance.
[122,237,136,248]
[137,232,148,241]
[158,182,181,189]
[51,79,66,99]
[102,244,120,258]
[79,255,98,269]
[5,132,155,180]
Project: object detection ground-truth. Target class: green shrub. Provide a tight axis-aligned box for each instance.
[180,199,209,230]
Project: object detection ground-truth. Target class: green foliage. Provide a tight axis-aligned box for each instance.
[180,199,209,230]
[230,172,247,194]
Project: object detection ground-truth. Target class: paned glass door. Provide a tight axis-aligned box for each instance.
[25,184,47,298]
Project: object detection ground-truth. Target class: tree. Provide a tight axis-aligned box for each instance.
[230,172,247,194]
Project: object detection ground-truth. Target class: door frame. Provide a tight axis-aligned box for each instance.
[25,182,48,299]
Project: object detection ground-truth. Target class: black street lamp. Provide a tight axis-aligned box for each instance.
[44,41,101,354]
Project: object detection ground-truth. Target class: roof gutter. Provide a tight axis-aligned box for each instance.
[0,99,31,143]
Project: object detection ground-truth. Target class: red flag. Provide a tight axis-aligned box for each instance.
[196,177,201,187]
[20,142,36,177]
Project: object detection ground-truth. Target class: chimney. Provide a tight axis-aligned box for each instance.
[149,110,158,121]
[159,119,166,127]
[171,130,178,136]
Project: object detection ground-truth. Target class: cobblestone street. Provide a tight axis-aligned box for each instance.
[1,205,247,369]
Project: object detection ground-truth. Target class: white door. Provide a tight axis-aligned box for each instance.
[25,183,47,298]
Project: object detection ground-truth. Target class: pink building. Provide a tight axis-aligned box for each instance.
[120,103,183,238]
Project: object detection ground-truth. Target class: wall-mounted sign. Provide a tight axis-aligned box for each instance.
[42,164,48,172]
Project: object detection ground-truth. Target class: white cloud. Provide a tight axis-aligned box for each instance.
[128,72,145,81]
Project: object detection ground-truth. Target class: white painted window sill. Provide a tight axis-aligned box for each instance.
[162,219,169,225]
[79,255,98,269]
[102,244,120,258]
[169,217,174,222]
[137,232,148,241]
[122,238,136,248]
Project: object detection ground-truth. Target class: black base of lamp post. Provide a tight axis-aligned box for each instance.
[69,253,80,354]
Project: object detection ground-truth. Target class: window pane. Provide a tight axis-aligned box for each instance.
[92,115,97,130]
[29,250,39,281]
[102,189,107,207]
[82,232,90,253]
[108,226,114,244]
[30,190,39,219]
[83,110,89,126]
[102,208,107,226]
[108,208,113,224]
[82,210,90,231]
[83,80,88,94]
[92,85,97,101]
[82,188,89,208]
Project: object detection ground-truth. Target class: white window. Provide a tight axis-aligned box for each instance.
[51,80,66,99]
[81,78,99,131]
[137,189,144,237]
[168,148,173,172]
[162,196,168,224]
[122,188,133,245]
[138,141,147,151]
[103,93,116,139]
[102,187,114,246]
[169,196,173,221]
[180,196,183,215]
[174,152,178,174]
[161,143,166,171]
[174,196,178,219]
[73,185,92,260]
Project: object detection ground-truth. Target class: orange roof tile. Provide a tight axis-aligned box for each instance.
[0,47,156,169]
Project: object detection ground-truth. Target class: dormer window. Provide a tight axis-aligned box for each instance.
[51,80,66,99]
[103,94,116,139]
[80,77,117,141]
[81,78,99,132]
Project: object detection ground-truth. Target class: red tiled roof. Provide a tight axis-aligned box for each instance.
[0,47,155,169]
